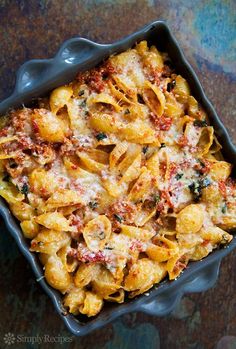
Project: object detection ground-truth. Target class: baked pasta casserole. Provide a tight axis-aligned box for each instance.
[0,41,235,317]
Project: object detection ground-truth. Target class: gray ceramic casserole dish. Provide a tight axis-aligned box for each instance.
[0,21,235,336]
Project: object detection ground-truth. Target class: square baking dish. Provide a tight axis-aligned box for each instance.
[0,20,235,336]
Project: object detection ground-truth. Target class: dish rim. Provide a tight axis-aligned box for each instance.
[0,20,235,336]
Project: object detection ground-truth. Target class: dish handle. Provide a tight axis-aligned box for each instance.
[138,260,221,317]
[0,37,109,115]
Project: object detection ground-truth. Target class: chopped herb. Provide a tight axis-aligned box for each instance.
[142,146,149,154]
[175,173,183,180]
[105,246,113,250]
[84,110,89,116]
[124,109,130,115]
[201,177,211,188]
[80,100,87,108]
[197,159,206,168]
[188,182,201,202]
[89,201,98,210]
[160,143,166,148]
[96,132,107,141]
[2,174,10,182]
[221,203,227,214]
[78,90,85,96]
[188,177,211,202]
[98,231,105,240]
[193,120,208,127]
[153,194,160,204]
[167,80,176,92]
[21,183,29,195]
[114,214,123,223]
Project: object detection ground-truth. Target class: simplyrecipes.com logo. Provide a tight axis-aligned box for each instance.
[3,332,73,346]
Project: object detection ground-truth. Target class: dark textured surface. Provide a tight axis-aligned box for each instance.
[0,1,235,348]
